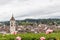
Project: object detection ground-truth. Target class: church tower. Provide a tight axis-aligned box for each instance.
[10,15,16,33]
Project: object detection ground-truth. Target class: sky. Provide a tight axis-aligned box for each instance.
[0,0,60,21]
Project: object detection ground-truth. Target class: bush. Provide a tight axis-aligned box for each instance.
[47,37,56,40]
[0,33,59,40]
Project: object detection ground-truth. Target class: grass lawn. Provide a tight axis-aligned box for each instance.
[0,33,59,40]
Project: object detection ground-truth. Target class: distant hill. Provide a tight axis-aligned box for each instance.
[0,19,60,26]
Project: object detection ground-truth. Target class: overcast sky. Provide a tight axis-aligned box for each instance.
[0,0,60,21]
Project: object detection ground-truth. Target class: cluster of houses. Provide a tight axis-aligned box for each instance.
[0,15,60,34]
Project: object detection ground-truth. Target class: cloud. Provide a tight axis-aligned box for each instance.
[0,0,60,21]
[16,4,60,18]
[0,0,12,5]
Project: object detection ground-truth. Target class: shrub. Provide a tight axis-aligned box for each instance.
[46,37,56,40]
[0,33,59,40]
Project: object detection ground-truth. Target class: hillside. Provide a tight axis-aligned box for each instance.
[0,19,60,26]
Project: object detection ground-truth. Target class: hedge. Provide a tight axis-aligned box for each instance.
[0,33,59,40]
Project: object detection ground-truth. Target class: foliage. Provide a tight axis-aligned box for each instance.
[1,19,60,26]
[0,33,60,40]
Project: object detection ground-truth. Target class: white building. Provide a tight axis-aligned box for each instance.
[10,15,16,33]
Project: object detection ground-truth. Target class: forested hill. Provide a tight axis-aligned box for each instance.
[1,19,60,25]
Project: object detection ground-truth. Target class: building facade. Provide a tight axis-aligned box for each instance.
[10,15,16,33]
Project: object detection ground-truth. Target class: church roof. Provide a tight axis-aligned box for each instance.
[10,15,15,20]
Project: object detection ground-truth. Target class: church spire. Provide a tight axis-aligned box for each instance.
[10,14,16,33]
[10,14,15,21]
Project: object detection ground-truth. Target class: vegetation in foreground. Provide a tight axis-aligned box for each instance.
[0,33,60,40]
